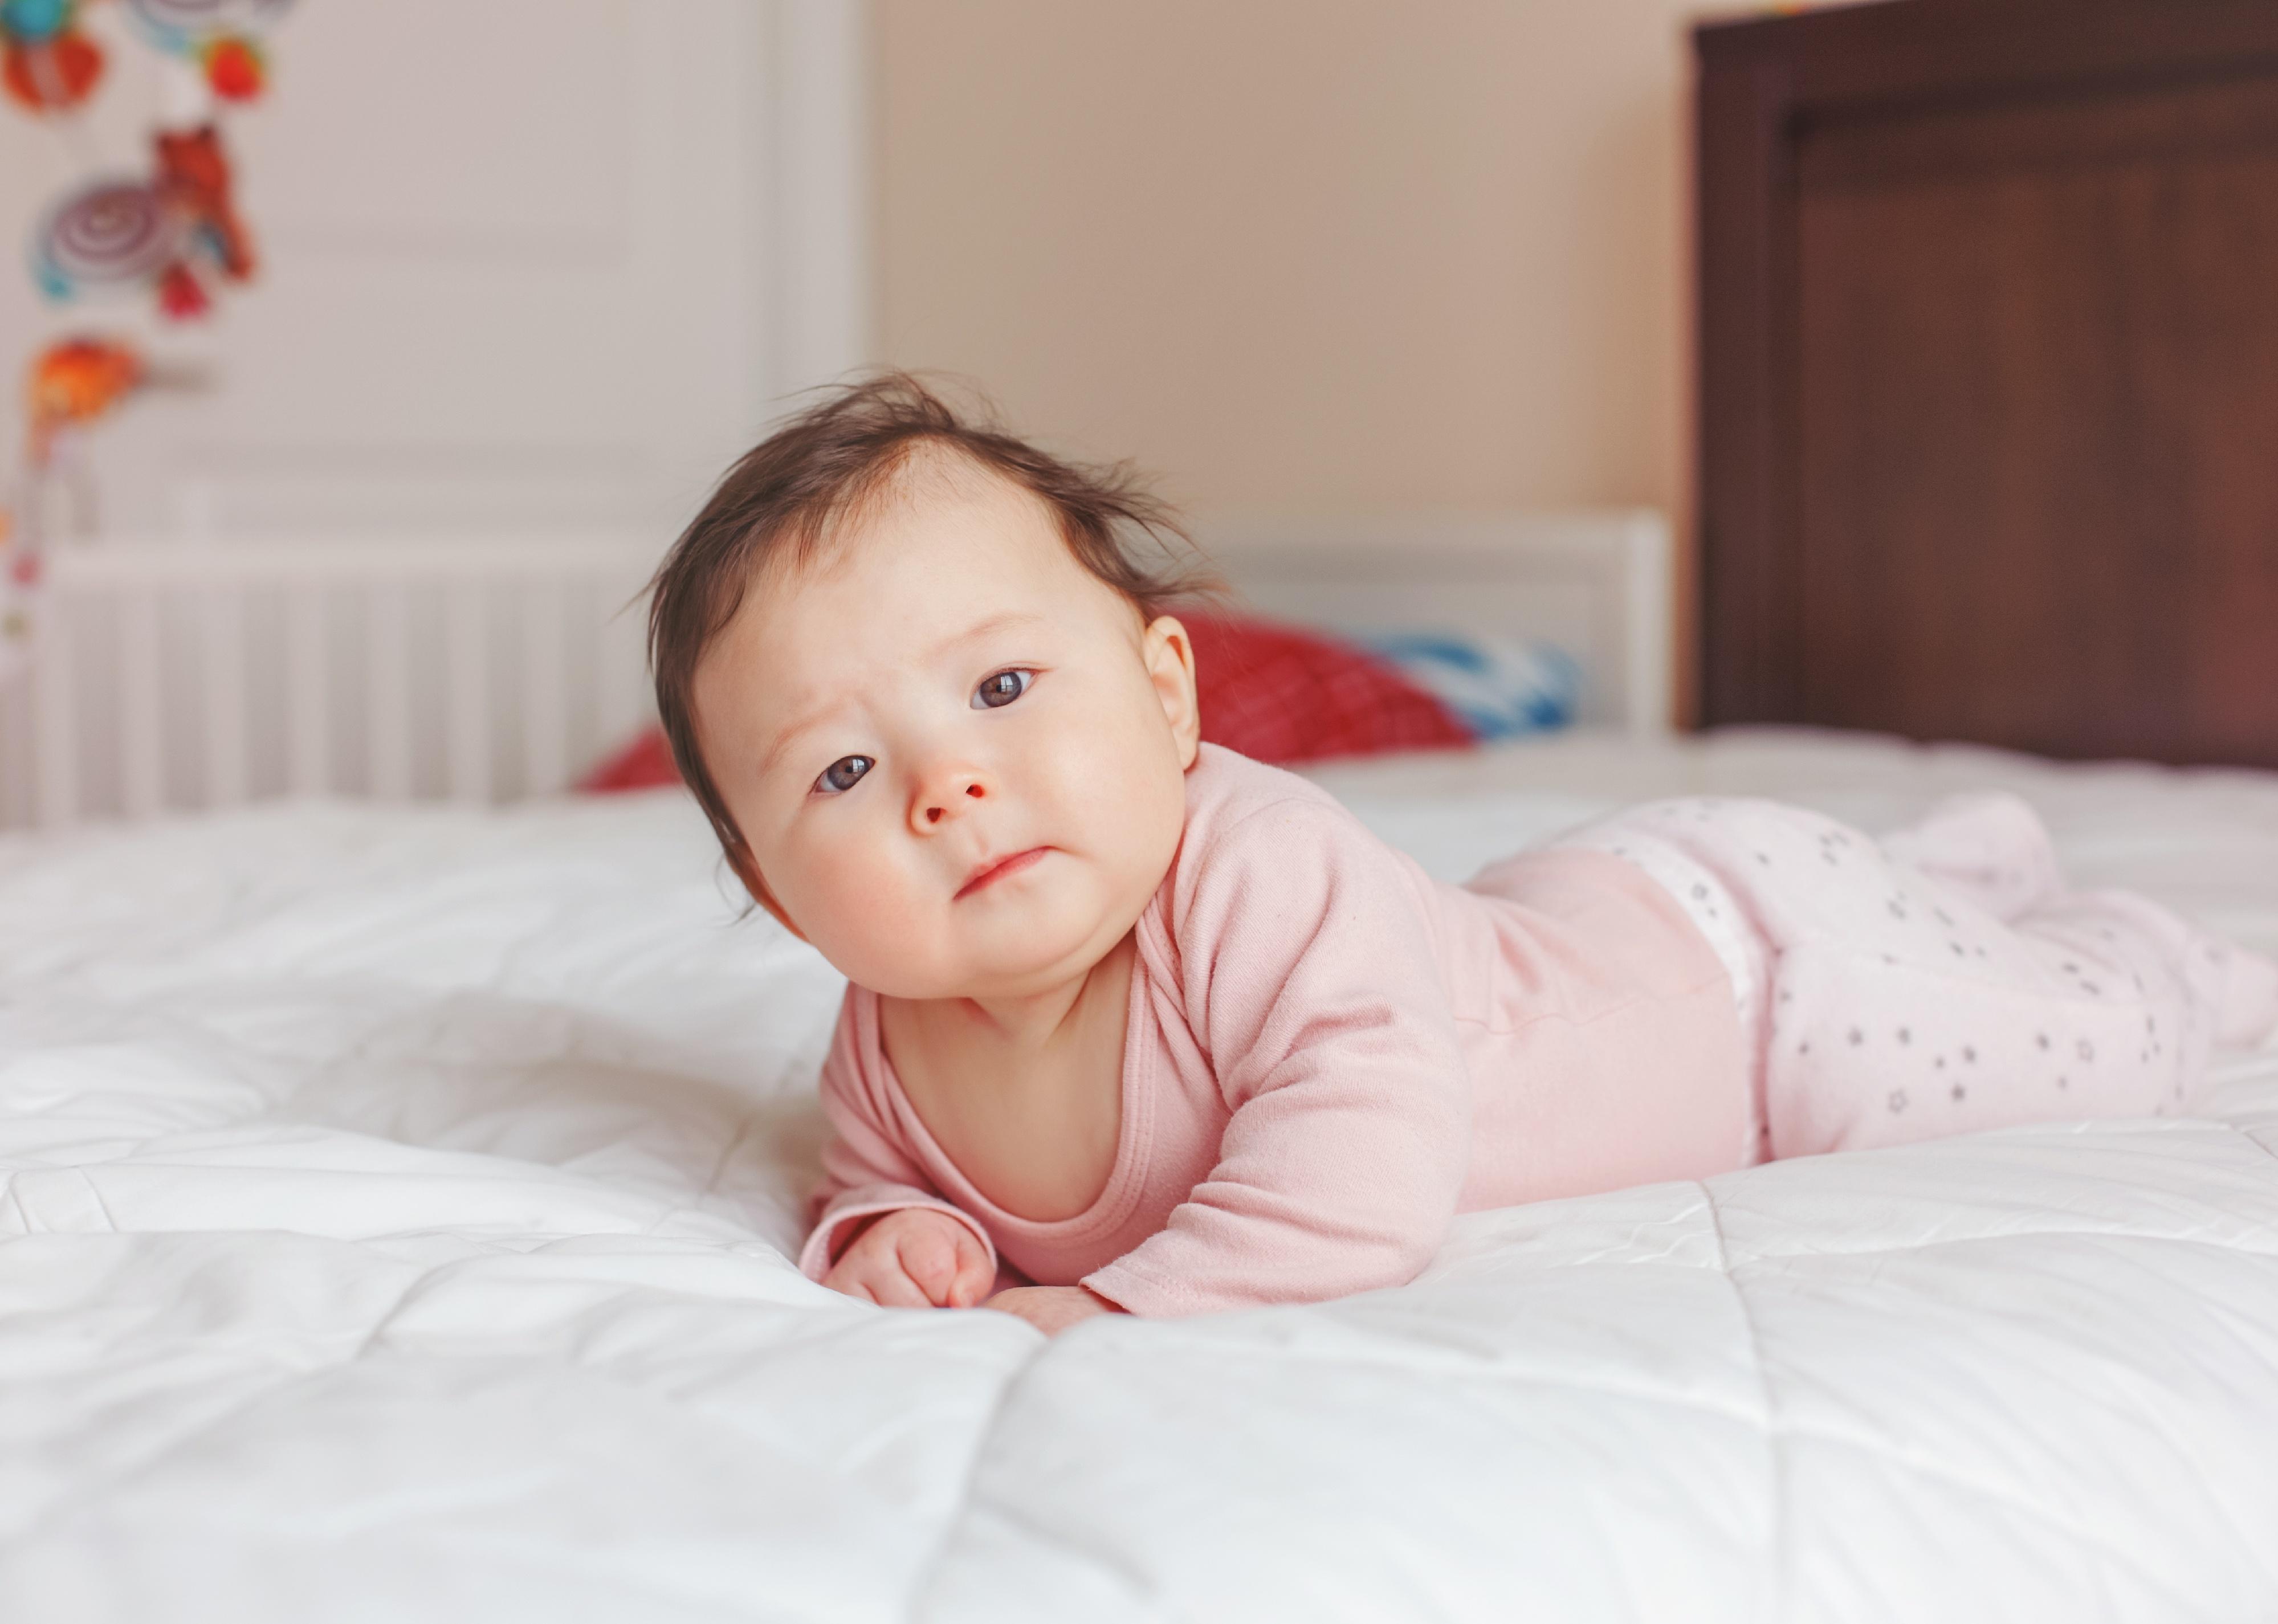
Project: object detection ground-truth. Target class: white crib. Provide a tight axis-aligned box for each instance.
[0,512,1675,833]
[0,536,664,830]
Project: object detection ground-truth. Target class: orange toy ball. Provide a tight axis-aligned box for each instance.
[202,35,263,101]
[2,30,102,110]
[28,336,145,463]
[31,338,145,425]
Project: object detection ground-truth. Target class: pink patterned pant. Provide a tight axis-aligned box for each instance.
[1551,794,2278,1160]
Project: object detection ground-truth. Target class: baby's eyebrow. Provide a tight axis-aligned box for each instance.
[757,699,836,780]
[926,610,1047,659]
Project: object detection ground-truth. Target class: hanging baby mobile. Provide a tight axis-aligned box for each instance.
[0,0,291,680]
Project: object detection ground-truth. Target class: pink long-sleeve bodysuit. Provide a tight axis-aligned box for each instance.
[798,745,2277,1317]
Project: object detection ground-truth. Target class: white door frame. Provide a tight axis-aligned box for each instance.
[768,0,872,401]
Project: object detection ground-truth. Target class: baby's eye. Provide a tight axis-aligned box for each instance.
[814,756,873,794]
[973,669,1033,709]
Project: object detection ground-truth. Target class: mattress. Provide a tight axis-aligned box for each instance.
[3,727,2275,1622]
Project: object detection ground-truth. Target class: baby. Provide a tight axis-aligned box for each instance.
[650,376,2278,1337]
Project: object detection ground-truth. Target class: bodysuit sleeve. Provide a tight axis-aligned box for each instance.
[796,993,999,1284]
[1081,791,1473,1316]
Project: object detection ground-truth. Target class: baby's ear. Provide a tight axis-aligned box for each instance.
[728,844,809,941]
[1142,614,1202,769]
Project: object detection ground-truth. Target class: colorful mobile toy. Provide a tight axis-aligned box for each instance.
[1,0,104,111]
[13,0,284,322]
[200,30,259,100]
[28,336,146,465]
[0,328,129,670]
[29,174,183,300]
[124,0,290,103]
[2,0,291,576]
[153,122,255,313]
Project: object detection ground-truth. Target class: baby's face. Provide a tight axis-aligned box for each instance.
[692,458,1200,1001]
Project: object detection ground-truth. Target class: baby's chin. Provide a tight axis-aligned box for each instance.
[843,904,1131,1002]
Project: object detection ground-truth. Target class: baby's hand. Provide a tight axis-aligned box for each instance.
[983,1285,1122,1337]
[824,1208,993,1308]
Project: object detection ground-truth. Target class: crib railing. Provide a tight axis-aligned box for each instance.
[2,537,664,830]
[2,513,1677,831]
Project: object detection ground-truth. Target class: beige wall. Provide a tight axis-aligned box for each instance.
[873,0,1715,519]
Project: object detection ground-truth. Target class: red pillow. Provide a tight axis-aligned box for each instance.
[579,727,681,792]
[1185,613,1473,765]
[576,615,1472,793]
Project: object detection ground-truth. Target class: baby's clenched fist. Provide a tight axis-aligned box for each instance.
[823,1208,992,1308]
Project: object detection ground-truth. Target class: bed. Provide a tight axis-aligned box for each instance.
[3,726,2276,1619]
[6,576,2278,1620]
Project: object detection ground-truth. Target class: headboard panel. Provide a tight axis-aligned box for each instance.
[1695,0,2278,768]
[1196,511,1672,738]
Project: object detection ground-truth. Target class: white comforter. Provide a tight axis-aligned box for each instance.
[4,729,2276,1623]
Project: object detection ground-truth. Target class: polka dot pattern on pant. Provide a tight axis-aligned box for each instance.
[1550,793,2256,1158]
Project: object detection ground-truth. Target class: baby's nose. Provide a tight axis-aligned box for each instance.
[917,775,988,829]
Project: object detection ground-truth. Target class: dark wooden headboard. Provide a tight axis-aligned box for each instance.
[1694,0,2278,768]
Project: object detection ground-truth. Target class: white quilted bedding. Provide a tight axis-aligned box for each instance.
[4,728,2276,1623]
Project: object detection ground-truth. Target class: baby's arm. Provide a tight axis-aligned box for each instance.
[1084,797,1473,1317]
[798,994,1001,1305]
[801,993,1124,1330]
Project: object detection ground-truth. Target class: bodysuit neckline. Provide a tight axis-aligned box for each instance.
[855,919,1162,1244]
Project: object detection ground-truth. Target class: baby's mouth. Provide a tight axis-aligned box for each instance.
[955,846,1052,901]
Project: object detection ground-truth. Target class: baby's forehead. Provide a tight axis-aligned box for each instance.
[867,436,1012,510]
[841,443,1054,551]
[757,450,1074,605]
[700,463,1122,711]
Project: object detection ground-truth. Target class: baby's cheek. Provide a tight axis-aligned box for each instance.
[1066,736,1186,894]
[793,840,942,986]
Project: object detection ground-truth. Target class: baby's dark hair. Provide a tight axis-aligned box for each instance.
[646,371,1220,863]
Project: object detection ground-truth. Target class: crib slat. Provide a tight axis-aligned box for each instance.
[446,582,490,803]
[21,537,659,828]
[594,589,646,756]
[285,584,328,797]
[31,587,78,828]
[521,578,568,795]
[366,582,410,801]
[119,587,163,818]
[199,582,248,808]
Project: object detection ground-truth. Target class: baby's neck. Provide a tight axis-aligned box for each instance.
[946,932,1136,1054]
